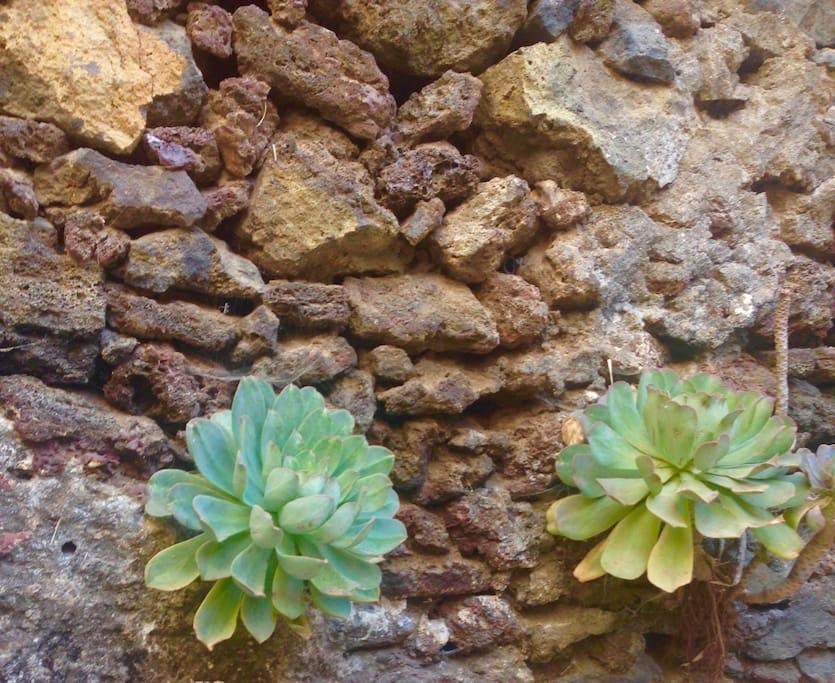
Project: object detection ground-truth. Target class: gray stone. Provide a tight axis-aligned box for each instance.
[798,648,835,682]
[516,0,580,47]
[600,0,676,84]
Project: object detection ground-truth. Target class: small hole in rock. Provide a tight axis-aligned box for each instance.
[61,541,77,554]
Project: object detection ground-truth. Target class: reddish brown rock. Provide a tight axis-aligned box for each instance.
[0,374,176,475]
[0,214,104,385]
[325,370,376,432]
[431,176,538,283]
[104,343,233,426]
[105,284,240,352]
[64,211,130,269]
[0,116,69,164]
[186,3,233,59]
[378,357,501,416]
[531,180,590,230]
[400,198,445,246]
[263,281,351,330]
[642,0,699,38]
[394,71,483,148]
[485,408,561,497]
[369,418,446,492]
[251,335,356,387]
[413,447,495,505]
[569,0,614,42]
[437,596,524,654]
[268,0,308,28]
[444,488,540,570]
[0,169,38,221]
[513,555,571,606]
[396,503,451,554]
[344,274,499,354]
[382,553,498,599]
[476,274,548,349]
[34,148,207,231]
[235,129,408,280]
[99,330,139,366]
[366,346,414,384]
[122,228,264,299]
[200,77,279,178]
[199,180,251,232]
[233,6,395,141]
[230,306,280,365]
[126,0,183,25]
[141,127,221,186]
[377,143,480,216]
[756,347,835,386]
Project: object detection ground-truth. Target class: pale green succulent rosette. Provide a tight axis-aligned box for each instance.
[547,370,807,593]
[144,378,407,649]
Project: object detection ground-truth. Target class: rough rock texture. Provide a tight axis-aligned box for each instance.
[0,2,202,154]
[233,6,395,140]
[344,274,500,354]
[0,215,104,384]
[475,37,690,202]
[122,228,264,299]
[35,148,207,231]
[310,0,528,77]
[235,127,409,280]
[3,0,834,678]
[431,176,538,283]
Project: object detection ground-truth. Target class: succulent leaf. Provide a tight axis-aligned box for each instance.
[145,379,403,647]
[547,369,809,593]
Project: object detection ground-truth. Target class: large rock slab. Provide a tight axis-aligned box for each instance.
[0,1,202,154]
[310,0,528,78]
[122,228,264,299]
[474,37,691,202]
[0,215,104,384]
[34,149,207,231]
[344,274,500,354]
[235,128,409,281]
[233,6,395,140]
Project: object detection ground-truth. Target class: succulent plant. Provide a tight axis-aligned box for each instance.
[547,370,807,593]
[144,378,407,649]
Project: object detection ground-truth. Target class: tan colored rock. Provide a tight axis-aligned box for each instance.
[252,335,357,387]
[475,38,691,202]
[344,274,499,354]
[34,148,207,231]
[769,178,835,259]
[531,181,590,229]
[523,606,618,662]
[643,0,700,38]
[309,0,527,78]
[394,71,484,147]
[366,346,415,384]
[431,176,538,283]
[413,448,496,506]
[377,357,502,416]
[122,228,264,299]
[235,129,409,281]
[436,596,524,654]
[230,306,280,365]
[400,199,445,246]
[569,0,614,42]
[325,370,376,432]
[693,25,749,109]
[476,274,549,349]
[233,6,395,140]
[0,1,198,154]
[263,280,350,331]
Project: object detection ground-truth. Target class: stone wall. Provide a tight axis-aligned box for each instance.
[0,0,833,681]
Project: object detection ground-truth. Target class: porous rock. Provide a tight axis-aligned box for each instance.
[252,335,357,387]
[0,116,69,164]
[233,6,395,140]
[569,0,615,42]
[0,1,200,154]
[413,447,495,505]
[476,274,549,349]
[344,274,499,354]
[230,306,280,365]
[186,2,233,60]
[523,606,619,663]
[0,214,104,384]
[377,143,480,217]
[325,370,376,432]
[399,198,445,246]
[141,127,222,187]
[430,176,538,283]
[366,346,415,384]
[396,503,451,554]
[475,38,690,202]
[34,148,207,231]
[263,280,351,330]
[199,180,252,232]
[103,343,233,426]
[309,0,528,78]
[437,596,524,654]
[642,0,700,38]
[235,128,409,281]
[382,552,499,598]
[0,169,38,221]
[531,181,590,230]
[600,0,676,84]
